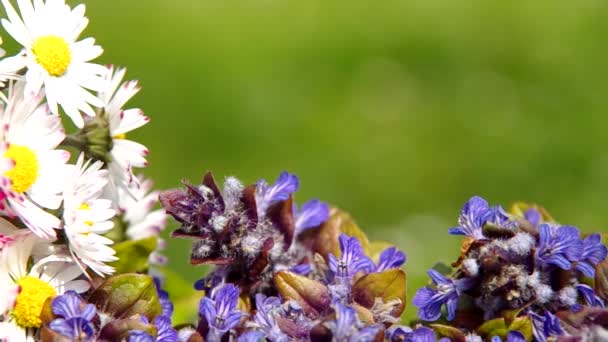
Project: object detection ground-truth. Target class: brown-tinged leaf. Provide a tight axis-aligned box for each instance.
[99,317,157,341]
[274,271,330,317]
[597,260,608,302]
[309,323,332,342]
[483,222,516,239]
[299,207,369,258]
[430,324,466,342]
[351,269,406,318]
[267,196,295,249]
[452,237,482,267]
[557,307,608,331]
[351,303,375,324]
[248,238,274,280]
[240,185,258,229]
[40,327,71,342]
[202,171,224,208]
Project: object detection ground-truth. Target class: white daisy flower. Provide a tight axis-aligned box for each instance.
[118,174,168,265]
[0,81,69,240]
[1,0,107,128]
[0,219,89,341]
[98,66,149,199]
[63,154,117,276]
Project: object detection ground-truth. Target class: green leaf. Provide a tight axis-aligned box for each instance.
[98,317,157,341]
[274,271,330,317]
[162,267,204,325]
[351,269,406,318]
[89,273,162,320]
[476,318,507,338]
[509,317,533,341]
[109,237,157,274]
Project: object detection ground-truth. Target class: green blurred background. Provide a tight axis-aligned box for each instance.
[10,0,608,323]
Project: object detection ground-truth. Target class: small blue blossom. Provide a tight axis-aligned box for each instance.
[576,284,605,308]
[387,325,436,342]
[488,205,517,229]
[256,172,299,217]
[200,283,243,342]
[48,291,96,341]
[128,331,156,342]
[294,199,329,234]
[490,331,526,342]
[536,224,583,270]
[413,270,474,321]
[326,303,382,342]
[238,331,266,342]
[530,312,564,342]
[375,246,406,272]
[328,234,374,286]
[154,277,174,319]
[448,196,493,240]
[524,208,541,227]
[575,233,608,277]
[290,263,312,275]
[251,294,289,342]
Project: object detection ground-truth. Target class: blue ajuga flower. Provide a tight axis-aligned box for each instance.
[128,316,178,342]
[490,331,526,342]
[575,233,607,277]
[448,196,494,240]
[290,263,312,275]
[251,294,290,342]
[536,224,583,270]
[154,277,174,319]
[294,199,329,234]
[200,283,243,342]
[256,171,299,217]
[489,205,517,229]
[524,208,541,227]
[48,291,96,341]
[326,303,382,342]
[576,284,605,308]
[386,325,436,342]
[413,269,474,321]
[375,246,406,272]
[328,234,374,282]
[530,312,564,342]
[238,331,266,342]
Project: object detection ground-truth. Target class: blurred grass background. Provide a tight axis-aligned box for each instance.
[8,0,608,323]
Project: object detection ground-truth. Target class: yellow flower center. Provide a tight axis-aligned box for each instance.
[113,133,127,140]
[12,276,57,328]
[4,145,39,193]
[32,35,72,77]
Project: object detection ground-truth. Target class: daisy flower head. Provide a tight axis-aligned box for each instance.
[0,218,88,341]
[63,154,117,276]
[96,65,149,198]
[1,0,107,127]
[0,81,69,240]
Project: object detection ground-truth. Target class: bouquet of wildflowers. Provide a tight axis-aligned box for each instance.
[1,1,607,342]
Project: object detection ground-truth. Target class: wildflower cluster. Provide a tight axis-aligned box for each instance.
[0,0,170,340]
[159,171,409,341]
[412,196,608,341]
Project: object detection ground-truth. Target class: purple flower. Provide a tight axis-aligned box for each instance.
[375,246,406,272]
[154,277,174,319]
[488,205,517,229]
[575,233,607,277]
[536,224,583,270]
[326,303,382,341]
[200,284,243,341]
[251,294,289,342]
[448,196,493,240]
[256,172,299,217]
[530,312,564,342]
[294,199,329,234]
[524,208,541,227]
[290,263,312,275]
[413,270,474,321]
[128,331,155,342]
[490,331,526,342]
[576,284,605,308]
[237,331,266,342]
[328,234,374,282]
[48,291,96,341]
[387,326,436,342]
